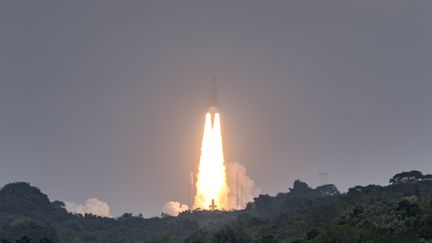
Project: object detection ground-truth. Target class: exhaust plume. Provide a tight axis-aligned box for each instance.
[226,161,261,209]
[64,198,112,217]
[193,112,229,210]
[162,201,189,216]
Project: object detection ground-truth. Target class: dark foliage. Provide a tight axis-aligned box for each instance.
[1,171,432,242]
[390,170,432,184]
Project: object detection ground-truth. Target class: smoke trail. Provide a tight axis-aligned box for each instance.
[226,161,261,209]
[64,198,112,217]
[162,201,189,216]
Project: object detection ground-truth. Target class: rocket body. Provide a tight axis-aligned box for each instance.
[208,77,218,108]
[208,77,218,123]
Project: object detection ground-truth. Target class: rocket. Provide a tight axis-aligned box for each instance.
[208,76,218,115]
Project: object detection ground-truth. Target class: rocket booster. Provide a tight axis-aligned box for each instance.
[208,77,218,125]
[208,77,218,114]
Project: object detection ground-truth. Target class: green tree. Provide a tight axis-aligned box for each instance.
[212,227,250,243]
[290,180,313,194]
[390,170,423,184]
[419,198,432,239]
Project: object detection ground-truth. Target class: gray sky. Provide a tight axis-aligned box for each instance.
[1,1,432,217]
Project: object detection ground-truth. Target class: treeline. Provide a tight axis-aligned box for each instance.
[0,170,432,242]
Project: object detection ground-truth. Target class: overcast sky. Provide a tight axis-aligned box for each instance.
[1,1,432,216]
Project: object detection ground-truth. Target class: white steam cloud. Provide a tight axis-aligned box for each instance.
[226,161,261,209]
[162,201,189,216]
[64,198,112,217]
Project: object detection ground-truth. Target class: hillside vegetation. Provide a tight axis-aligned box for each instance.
[1,170,432,243]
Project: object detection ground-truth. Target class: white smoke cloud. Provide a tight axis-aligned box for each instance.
[225,161,261,209]
[64,198,112,217]
[162,201,189,216]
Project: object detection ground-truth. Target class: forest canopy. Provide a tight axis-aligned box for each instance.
[0,171,432,242]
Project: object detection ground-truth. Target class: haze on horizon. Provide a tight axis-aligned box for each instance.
[1,1,432,217]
